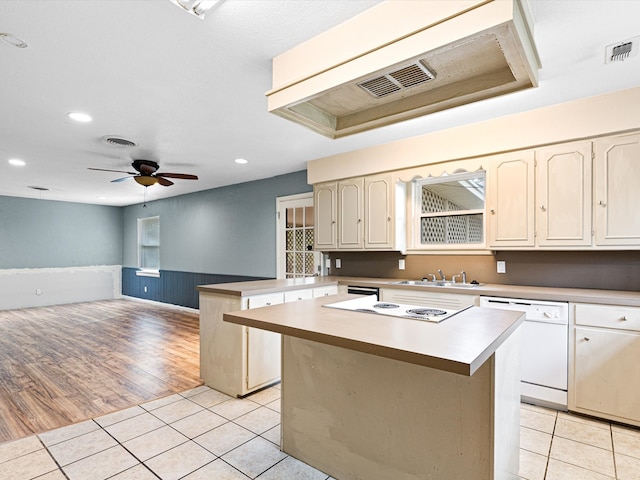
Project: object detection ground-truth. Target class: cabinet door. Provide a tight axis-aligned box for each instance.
[338,178,364,249]
[314,182,337,250]
[487,151,535,247]
[536,141,592,246]
[573,326,640,424]
[365,174,393,248]
[594,133,640,246]
[246,293,283,390]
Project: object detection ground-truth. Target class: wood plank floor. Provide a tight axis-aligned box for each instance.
[0,298,202,444]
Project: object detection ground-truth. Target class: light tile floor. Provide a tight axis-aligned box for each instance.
[1,385,640,479]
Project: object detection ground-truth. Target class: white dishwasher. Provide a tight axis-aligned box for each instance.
[479,296,569,409]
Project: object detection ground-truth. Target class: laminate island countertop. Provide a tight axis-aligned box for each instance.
[223,294,525,480]
[224,293,524,376]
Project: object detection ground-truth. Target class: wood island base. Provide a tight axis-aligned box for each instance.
[280,331,522,480]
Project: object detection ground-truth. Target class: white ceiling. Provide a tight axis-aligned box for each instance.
[1,0,640,207]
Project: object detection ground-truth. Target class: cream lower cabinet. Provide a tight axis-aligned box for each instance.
[200,286,337,397]
[246,293,285,391]
[380,288,478,310]
[570,303,640,426]
[594,132,640,246]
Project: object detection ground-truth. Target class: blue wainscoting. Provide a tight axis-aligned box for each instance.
[122,267,270,309]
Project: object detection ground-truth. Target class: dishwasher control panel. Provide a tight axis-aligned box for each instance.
[479,296,568,324]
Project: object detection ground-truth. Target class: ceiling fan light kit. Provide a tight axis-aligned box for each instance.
[134,176,159,187]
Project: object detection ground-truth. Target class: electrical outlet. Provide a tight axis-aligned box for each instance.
[398,259,406,270]
[35,289,42,295]
[497,261,506,274]
[335,259,342,269]
[144,286,148,293]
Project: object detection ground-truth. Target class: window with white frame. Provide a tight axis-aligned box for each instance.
[137,216,160,276]
[413,170,485,246]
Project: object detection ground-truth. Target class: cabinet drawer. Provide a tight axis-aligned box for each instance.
[313,285,339,297]
[247,293,284,309]
[284,288,314,302]
[574,303,640,332]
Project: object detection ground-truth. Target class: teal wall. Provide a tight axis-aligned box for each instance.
[122,170,310,278]
[0,170,310,307]
[0,195,123,268]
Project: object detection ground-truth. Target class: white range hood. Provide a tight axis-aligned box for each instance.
[266,0,540,139]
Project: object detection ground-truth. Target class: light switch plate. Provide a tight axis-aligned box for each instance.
[335,259,342,269]
[497,261,506,274]
[398,259,406,270]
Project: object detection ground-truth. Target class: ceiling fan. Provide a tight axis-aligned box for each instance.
[88,159,198,187]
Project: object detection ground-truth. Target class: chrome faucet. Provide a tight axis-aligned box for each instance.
[452,271,467,284]
[423,273,437,282]
[437,269,446,280]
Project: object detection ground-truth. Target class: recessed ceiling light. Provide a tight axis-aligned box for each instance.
[8,158,26,166]
[68,112,92,122]
[235,158,248,164]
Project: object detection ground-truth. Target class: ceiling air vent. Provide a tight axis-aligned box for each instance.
[101,136,137,148]
[358,60,436,98]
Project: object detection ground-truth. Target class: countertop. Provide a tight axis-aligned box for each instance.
[224,294,524,376]
[198,276,640,307]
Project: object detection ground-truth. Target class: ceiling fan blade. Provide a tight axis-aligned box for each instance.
[156,172,198,180]
[111,177,132,183]
[88,167,136,174]
[157,176,174,187]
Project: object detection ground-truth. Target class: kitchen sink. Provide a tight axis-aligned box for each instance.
[392,280,482,288]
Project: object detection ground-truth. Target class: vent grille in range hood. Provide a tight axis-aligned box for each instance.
[266,0,540,139]
[358,61,436,98]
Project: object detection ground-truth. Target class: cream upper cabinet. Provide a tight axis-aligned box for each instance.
[338,178,364,249]
[314,174,405,252]
[487,150,535,247]
[535,141,593,247]
[365,174,395,249]
[314,182,337,250]
[594,133,640,246]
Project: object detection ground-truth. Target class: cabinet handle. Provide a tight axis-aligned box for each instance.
[540,205,546,211]
[621,316,628,321]
[387,217,391,221]
[331,221,336,224]
[584,337,590,341]
[266,302,271,306]
[358,219,362,223]
[490,209,495,214]
[598,200,606,207]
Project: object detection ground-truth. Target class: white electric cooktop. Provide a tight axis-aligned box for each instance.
[323,295,469,323]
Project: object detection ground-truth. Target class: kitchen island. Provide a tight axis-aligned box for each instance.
[224,294,525,480]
